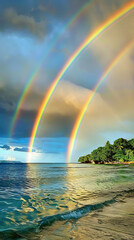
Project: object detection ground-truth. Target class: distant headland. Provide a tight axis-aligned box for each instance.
[78,138,134,164]
[0,160,22,164]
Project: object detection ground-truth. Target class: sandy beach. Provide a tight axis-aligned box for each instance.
[39,192,134,240]
[0,164,134,240]
[73,194,134,240]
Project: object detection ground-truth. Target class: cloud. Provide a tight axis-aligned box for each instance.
[0,87,19,112]
[99,44,134,121]
[0,144,11,150]
[0,0,133,143]
[1,74,133,139]
[14,147,35,152]
[0,8,45,39]
[90,9,134,66]
[0,0,89,40]
[36,80,118,137]
[0,144,35,152]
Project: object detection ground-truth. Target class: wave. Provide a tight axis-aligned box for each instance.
[38,188,134,229]
[0,198,115,240]
[38,198,116,230]
[0,188,134,239]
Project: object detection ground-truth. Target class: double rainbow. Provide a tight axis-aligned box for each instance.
[67,41,134,163]
[28,1,134,155]
[9,0,92,137]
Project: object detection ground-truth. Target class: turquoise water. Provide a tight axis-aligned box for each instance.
[0,163,134,239]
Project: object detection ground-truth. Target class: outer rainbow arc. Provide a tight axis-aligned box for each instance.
[67,41,134,163]
[9,1,92,138]
[28,1,134,157]
[9,76,35,137]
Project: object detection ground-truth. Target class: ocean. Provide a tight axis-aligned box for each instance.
[0,163,134,239]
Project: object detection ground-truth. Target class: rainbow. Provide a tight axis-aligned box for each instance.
[9,0,92,137]
[28,1,134,155]
[67,41,134,163]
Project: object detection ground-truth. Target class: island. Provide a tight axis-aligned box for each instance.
[0,160,22,164]
[78,138,134,164]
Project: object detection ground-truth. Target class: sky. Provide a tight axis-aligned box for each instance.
[0,0,133,162]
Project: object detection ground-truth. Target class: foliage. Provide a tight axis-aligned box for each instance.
[128,139,134,150]
[78,154,92,163]
[125,149,134,162]
[113,150,125,162]
[113,138,129,152]
[78,138,134,164]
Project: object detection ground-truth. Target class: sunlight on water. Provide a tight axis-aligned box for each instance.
[0,164,134,239]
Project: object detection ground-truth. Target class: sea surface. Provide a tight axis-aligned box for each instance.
[0,163,134,240]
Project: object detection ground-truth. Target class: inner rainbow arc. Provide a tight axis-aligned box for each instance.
[67,41,134,163]
[9,0,92,137]
[28,1,134,156]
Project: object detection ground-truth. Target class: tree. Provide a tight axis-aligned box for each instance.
[91,142,113,164]
[91,147,105,163]
[78,154,92,163]
[113,138,128,152]
[104,141,113,162]
[78,138,134,164]
[113,150,125,162]
[125,149,134,162]
[128,139,134,150]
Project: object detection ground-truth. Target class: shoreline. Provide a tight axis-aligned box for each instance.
[39,191,134,240]
[79,162,134,165]
[73,193,134,240]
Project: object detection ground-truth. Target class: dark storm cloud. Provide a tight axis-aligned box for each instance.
[0,0,90,39]
[0,0,46,39]
[0,81,81,138]
[0,8,45,39]
[0,85,38,138]
[0,0,133,140]
[0,87,20,112]
[38,113,76,138]
[38,0,89,20]
[0,0,128,41]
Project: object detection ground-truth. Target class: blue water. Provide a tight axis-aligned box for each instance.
[0,163,134,239]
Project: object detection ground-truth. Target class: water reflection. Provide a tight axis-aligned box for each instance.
[0,163,29,231]
[20,164,70,227]
[0,163,134,238]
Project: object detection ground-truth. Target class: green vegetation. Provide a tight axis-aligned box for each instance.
[78,138,134,164]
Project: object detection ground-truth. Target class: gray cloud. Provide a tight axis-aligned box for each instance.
[0,8,46,39]
[0,0,133,142]
[0,86,20,112]
[14,147,35,152]
[0,144,35,152]
[1,73,134,138]
[0,145,11,150]
[0,0,129,41]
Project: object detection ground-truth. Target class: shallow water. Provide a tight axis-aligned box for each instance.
[0,163,134,239]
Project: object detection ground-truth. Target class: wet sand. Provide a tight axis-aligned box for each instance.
[72,197,134,240]
[40,193,134,240]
